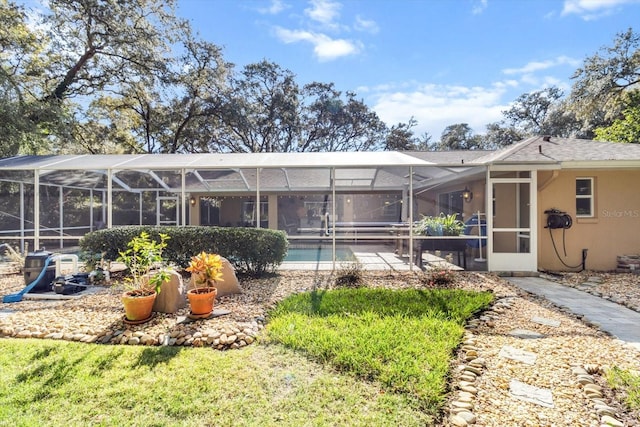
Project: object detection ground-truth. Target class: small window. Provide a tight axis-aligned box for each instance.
[576,178,594,217]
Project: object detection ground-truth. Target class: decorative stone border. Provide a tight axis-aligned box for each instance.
[571,364,625,427]
[448,332,483,426]
[1,314,265,351]
[447,297,516,426]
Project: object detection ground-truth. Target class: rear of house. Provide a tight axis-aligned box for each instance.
[0,136,638,273]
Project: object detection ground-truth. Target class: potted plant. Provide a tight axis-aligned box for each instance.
[117,231,171,323]
[415,213,465,237]
[414,213,467,268]
[185,251,224,317]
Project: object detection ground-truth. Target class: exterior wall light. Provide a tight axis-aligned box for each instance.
[462,187,473,203]
[190,196,197,206]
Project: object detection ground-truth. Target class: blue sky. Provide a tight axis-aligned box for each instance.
[176,0,640,139]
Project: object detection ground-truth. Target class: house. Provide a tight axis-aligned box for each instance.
[0,136,638,272]
[474,136,640,272]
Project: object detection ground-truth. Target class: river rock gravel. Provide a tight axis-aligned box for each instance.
[1,269,639,426]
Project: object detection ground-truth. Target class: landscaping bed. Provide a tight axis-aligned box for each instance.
[1,270,639,426]
[0,270,489,349]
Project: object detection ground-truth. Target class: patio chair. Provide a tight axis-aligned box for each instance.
[280,215,299,234]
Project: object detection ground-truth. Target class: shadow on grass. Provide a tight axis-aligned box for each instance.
[133,346,183,369]
[310,288,325,314]
[15,348,90,403]
[90,347,125,376]
[29,345,57,361]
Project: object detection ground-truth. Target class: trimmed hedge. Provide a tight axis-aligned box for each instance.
[79,226,288,276]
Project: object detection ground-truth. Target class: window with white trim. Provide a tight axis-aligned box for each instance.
[576,177,594,217]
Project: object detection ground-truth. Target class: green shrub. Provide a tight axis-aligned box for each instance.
[80,226,288,276]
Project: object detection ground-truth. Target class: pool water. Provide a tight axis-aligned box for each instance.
[284,247,355,262]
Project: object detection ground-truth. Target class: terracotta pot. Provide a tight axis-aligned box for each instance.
[121,290,157,322]
[187,287,217,315]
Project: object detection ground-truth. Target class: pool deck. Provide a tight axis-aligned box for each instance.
[279,246,465,271]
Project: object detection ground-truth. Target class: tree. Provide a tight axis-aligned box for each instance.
[478,87,587,146]
[0,0,423,155]
[0,0,194,155]
[211,60,300,153]
[77,37,229,155]
[569,28,640,132]
[40,0,181,102]
[434,123,484,151]
[384,118,419,151]
[502,87,583,138]
[78,87,154,153]
[159,33,229,153]
[124,33,229,154]
[65,118,130,154]
[0,0,62,156]
[39,5,229,154]
[482,122,524,149]
[414,132,433,151]
[299,82,387,152]
[594,91,640,143]
[211,71,389,153]
[504,87,562,134]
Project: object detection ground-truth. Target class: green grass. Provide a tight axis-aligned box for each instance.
[607,366,640,411]
[0,287,493,426]
[0,340,429,426]
[266,288,494,415]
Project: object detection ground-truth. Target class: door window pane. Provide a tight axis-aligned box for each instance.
[492,231,530,253]
[492,182,530,228]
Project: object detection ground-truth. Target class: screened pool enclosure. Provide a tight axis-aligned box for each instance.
[0,152,493,271]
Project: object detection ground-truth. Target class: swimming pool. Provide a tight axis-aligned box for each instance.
[284,247,355,262]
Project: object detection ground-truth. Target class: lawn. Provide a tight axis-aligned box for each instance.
[0,287,493,426]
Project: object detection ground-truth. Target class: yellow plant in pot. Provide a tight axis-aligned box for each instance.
[185,251,224,317]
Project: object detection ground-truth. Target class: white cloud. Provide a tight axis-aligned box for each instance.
[354,15,379,34]
[257,0,289,15]
[369,82,511,138]
[503,56,580,75]
[367,69,576,138]
[514,75,572,93]
[265,0,377,62]
[500,56,579,94]
[472,0,488,15]
[274,27,360,61]
[305,0,342,26]
[561,0,640,20]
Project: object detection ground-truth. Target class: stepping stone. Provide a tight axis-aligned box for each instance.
[509,379,554,408]
[531,316,561,327]
[508,329,545,339]
[499,345,537,365]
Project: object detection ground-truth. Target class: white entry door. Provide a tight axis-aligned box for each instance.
[487,170,538,272]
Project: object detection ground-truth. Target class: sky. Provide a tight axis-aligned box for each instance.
[175,0,640,139]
